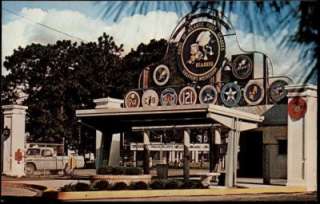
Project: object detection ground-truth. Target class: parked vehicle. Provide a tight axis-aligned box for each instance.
[24,147,85,176]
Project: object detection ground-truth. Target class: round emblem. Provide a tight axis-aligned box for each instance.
[199,85,218,104]
[232,55,253,80]
[243,81,265,105]
[153,65,170,86]
[124,91,140,108]
[288,97,307,121]
[269,80,288,103]
[177,22,226,81]
[220,82,242,107]
[160,88,177,106]
[178,86,197,105]
[142,89,159,107]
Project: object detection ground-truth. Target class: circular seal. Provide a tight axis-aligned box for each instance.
[141,89,159,107]
[160,88,178,106]
[220,82,242,107]
[178,86,197,105]
[199,85,218,104]
[177,22,226,81]
[268,80,288,103]
[232,55,253,80]
[288,97,307,121]
[153,64,170,86]
[124,91,140,108]
[243,81,265,105]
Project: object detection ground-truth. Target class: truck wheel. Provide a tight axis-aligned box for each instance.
[25,163,36,176]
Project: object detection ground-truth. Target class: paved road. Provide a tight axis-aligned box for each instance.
[72,192,317,202]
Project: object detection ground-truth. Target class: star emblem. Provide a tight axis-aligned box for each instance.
[224,88,237,101]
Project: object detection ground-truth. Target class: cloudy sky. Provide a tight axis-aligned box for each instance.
[2,1,316,84]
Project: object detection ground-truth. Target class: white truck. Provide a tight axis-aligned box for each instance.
[25,147,85,176]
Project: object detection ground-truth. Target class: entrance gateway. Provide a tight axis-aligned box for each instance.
[76,10,293,187]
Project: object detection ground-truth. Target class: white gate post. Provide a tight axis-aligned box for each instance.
[286,84,317,191]
[2,105,28,177]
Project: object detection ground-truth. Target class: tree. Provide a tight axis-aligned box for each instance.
[99,1,319,84]
[2,33,124,152]
[121,39,168,92]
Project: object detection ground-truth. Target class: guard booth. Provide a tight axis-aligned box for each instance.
[76,10,292,187]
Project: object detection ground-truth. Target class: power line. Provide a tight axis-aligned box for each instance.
[4,7,87,43]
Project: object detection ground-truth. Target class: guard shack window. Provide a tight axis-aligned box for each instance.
[278,140,287,155]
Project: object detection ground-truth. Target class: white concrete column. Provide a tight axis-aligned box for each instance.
[195,150,199,163]
[108,133,121,166]
[286,85,317,191]
[133,150,137,167]
[2,105,28,177]
[225,130,234,187]
[95,130,103,170]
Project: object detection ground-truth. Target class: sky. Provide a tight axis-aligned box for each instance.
[2,1,317,84]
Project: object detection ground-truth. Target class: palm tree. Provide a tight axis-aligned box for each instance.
[98,1,318,84]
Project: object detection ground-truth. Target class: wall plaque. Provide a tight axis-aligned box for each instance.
[160,88,178,106]
[178,86,197,105]
[124,91,140,108]
[153,64,170,86]
[177,22,225,81]
[199,85,218,104]
[142,89,159,107]
[243,81,264,105]
[220,82,241,107]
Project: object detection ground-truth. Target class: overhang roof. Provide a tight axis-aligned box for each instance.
[76,104,264,132]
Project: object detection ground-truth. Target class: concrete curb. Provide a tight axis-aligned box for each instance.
[42,186,307,200]
[2,182,47,197]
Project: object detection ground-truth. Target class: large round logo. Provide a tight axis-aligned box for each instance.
[244,81,265,105]
[220,82,242,107]
[177,22,226,81]
[124,91,140,108]
[142,89,159,107]
[288,97,307,121]
[178,86,197,105]
[199,85,218,104]
[232,55,253,80]
[160,88,177,106]
[269,80,288,103]
[153,64,170,86]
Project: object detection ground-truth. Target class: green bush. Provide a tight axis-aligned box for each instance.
[129,181,148,190]
[59,183,75,192]
[112,166,126,175]
[150,180,166,189]
[165,180,182,189]
[181,180,203,189]
[73,182,91,191]
[111,182,128,190]
[97,166,113,174]
[97,166,143,175]
[92,180,110,190]
[125,167,143,175]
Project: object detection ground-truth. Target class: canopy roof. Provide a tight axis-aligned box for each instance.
[76,104,264,133]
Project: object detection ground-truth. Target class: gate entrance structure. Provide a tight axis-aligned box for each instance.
[77,104,263,187]
[76,9,294,187]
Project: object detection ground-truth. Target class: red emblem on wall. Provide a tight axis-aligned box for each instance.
[14,149,23,164]
[288,97,307,121]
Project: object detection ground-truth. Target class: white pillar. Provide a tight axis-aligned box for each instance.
[108,133,121,166]
[2,105,27,177]
[286,85,317,191]
[133,150,137,167]
[95,130,103,171]
[195,150,199,163]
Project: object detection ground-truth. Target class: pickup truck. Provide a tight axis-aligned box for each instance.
[25,147,85,176]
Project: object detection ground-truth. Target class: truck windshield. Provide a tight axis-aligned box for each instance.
[26,149,40,156]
